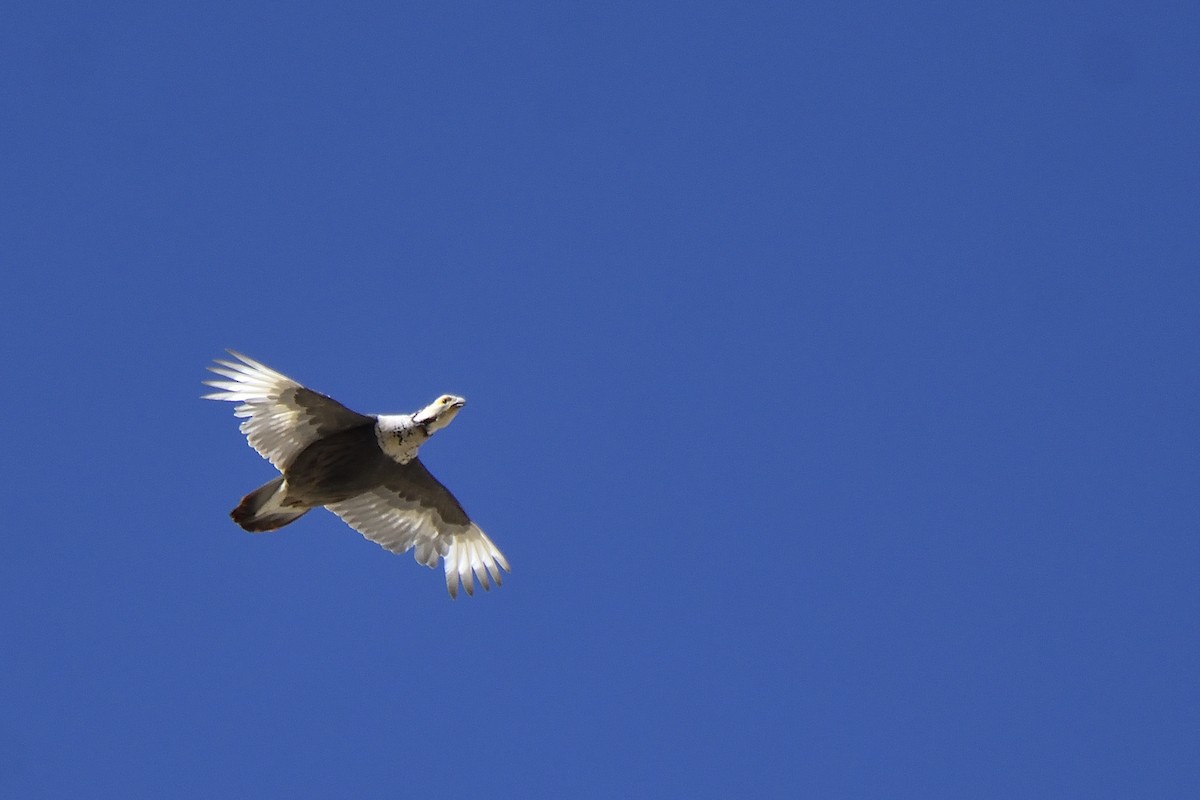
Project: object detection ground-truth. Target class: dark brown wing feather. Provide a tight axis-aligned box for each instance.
[377,457,471,527]
[289,387,375,437]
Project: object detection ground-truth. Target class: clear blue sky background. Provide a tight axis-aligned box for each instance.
[2,2,1197,797]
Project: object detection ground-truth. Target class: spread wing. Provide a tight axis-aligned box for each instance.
[203,351,374,470]
[326,458,510,598]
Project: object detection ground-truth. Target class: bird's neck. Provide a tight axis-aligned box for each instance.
[375,415,430,464]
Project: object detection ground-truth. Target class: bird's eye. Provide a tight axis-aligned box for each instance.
[441,397,450,404]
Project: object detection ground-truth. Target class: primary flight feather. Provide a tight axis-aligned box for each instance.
[203,351,509,598]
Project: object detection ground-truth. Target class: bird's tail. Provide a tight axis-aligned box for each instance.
[231,476,310,532]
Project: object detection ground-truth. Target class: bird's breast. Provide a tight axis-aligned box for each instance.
[283,424,384,504]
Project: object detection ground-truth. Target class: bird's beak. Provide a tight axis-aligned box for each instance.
[415,396,465,428]
[440,399,465,423]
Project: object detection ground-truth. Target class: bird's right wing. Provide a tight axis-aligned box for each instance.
[326,458,510,598]
[203,351,374,470]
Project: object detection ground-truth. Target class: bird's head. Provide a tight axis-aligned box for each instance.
[413,394,466,433]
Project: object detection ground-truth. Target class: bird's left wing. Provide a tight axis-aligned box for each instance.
[326,458,510,598]
[203,351,374,470]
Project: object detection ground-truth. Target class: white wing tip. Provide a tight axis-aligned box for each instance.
[444,526,510,599]
[202,352,295,403]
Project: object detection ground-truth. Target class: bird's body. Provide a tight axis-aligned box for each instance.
[203,351,508,598]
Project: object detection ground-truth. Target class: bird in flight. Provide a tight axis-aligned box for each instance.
[203,351,509,598]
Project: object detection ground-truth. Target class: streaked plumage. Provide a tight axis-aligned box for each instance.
[203,351,509,598]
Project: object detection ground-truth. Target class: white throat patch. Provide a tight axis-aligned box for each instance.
[375,414,428,464]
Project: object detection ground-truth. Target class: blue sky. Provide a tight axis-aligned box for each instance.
[2,2,1198,797]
